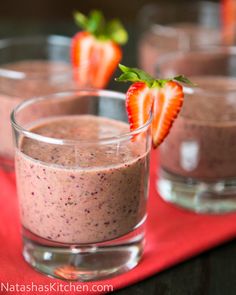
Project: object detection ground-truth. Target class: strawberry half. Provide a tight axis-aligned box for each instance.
[151,80,184,146]
[125,82,153,132]
[72,10,128,89]
[116,65,194,148]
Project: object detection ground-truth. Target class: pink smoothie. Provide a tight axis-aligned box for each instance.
[0,60,77,161]
[160,77,236,181]
[16,115,150,244]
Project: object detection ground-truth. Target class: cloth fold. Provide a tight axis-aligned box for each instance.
[1,150,236,295]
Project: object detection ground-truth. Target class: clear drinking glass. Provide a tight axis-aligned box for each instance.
[156,47,236,213]
[11,89,152,281]
[137,1,221,76]
[0,35,81,170]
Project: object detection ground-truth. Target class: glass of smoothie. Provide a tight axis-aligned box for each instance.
[0,35,82,170]
[11,89,152,281]
[156,47,236,213]
[137,1,221,76]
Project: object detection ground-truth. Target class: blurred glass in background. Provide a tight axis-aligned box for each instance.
[156,46,236,213]
[137,1,222,76]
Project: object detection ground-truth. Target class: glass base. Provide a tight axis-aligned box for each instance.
[0,155,14,172]
[157,169,236,213]
[22,223,144,281]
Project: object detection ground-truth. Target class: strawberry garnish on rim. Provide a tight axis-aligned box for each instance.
[116,65,194,148]
[72,10,128,89]
[125,81,153,132]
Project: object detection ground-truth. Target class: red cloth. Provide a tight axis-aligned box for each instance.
[1,150,236,295]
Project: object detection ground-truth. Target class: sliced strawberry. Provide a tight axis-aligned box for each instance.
[72,10,127,89]
[91,40,122,89]
[126,82,153,131]
[151,81,184,147]
[71,31,95,87]
[116,64,192,148]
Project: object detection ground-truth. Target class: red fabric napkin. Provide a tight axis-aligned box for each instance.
[1,150,236,295]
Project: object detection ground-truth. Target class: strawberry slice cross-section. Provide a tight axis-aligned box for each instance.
[116,64,194,148]
[151,80,184,146]
[125,82,152,132]
[72,10,128,89]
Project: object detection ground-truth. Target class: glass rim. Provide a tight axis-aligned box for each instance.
[149,22,221,38]
[156,46,236,95]
[0,34,71,48]
[11,89,153,146]
[0,35,89,80]
[139,0,219,12]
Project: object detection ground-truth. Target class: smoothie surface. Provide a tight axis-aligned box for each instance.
[20,115,144,168]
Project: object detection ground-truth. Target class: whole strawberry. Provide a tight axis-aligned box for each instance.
[116,65,194,147]
[72,10,128,89]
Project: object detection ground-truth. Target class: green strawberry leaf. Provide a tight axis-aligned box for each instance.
[116,64,195,88]
[87,10,105,35]
[116,64,154,87]
[118,64,130,73]
[74,11,88,30]
[106,20,128,45]
[74,10,128,45]
[174,75,197,86]
[115,72,140,83]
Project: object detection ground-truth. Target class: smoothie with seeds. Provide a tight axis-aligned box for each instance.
[16,115,150,244]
